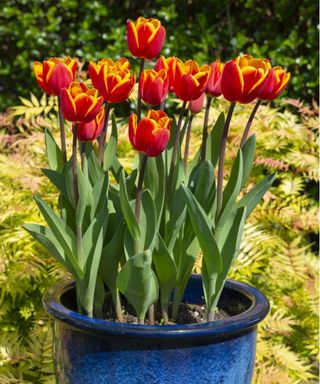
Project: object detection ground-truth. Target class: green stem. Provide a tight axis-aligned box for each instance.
[135,154,148,222]
[183,113,194,174]
[72,123,79,207]
[97,102,110,165]
[80,142,86,171]
[216,102,236,220]
[168,101,187,196]
[200,96,212,162]
[207,311,215,322]
[171,289,183,320]
[58,96,67,164]
[137,58,145,122]
[148,304,155,325]
[239,99,262,148]
[112,289,123,322]
[160,99,165,111]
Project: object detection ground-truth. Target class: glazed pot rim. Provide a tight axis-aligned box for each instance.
[43,276,269,339]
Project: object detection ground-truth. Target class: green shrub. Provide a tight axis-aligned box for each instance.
[0,0,317,110]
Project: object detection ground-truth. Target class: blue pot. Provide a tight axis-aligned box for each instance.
[44,276,269,384]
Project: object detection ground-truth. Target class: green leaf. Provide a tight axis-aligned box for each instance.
[33,195,82,276]
[182,185,222,282]
[218,150,243,227]
[103,113,118,171]
[210,206,247,311]
[86,143,103,185]
[236,173,277,218]
[91,173,109,220]
[41,169,67,198]
[153,233,177,286]
[76,160,90,226]
[116,250,159,322]
[100,221,126,293]
[119,171,140,240]
[241,134,256,188]
[138,189,157,251]
[44,128,63,172]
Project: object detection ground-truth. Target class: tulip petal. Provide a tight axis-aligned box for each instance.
[60,88,77,122]
[146,128,170,157]
[145,26,166,60]
[135,118,158,153]
[48,63,74,96]
[221,61,244,102]
[127,20,140,57]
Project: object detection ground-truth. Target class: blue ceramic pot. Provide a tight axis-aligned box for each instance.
[44,275,269,384]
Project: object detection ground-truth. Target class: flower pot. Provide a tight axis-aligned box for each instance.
[43,275,269,384]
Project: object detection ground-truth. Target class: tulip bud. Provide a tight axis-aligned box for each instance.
[139,69,169,106]
[174,60,211,102]
[129,110,171,157]
[220,54,271,104]
[206,60,224,97]
[257,66,291,100]
[188,93,205,114]
[127,17,166,60]
[60,82,103,123]
[155,56,180,92]
[75,107,105,142]
[95,64,135,104]
[89,58,130,89]
[34,57,77,96]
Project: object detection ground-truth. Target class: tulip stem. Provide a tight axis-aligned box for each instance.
[97,102,110,166]
[137,59,145,122]
[135,154,148,222]
[239,99,262,148]
[216,102,236,220]
[183,112,194,174]
[160,99,165,111]
[80,142,86,171]
[168,101,187,195]
[58,96,67,164]
[200,96,212,162]
[72,123,79,207]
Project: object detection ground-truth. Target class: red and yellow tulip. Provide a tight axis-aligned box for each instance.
[188,93,205,114]
[126,17,166,60]
[173,60,211,102]
[258,66,291,100]
[206,60,224,97]
[129,110,171,157]
[34,57,77,96]
[60,82,103,123]
[154,56,180,92]
[75,106,105,142]
[95,64,135,104]
[89,58,130,89]
[139,69,169,106]
[220,54,271,104]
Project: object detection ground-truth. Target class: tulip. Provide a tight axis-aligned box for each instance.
[60,82,103,123]
[188,93,205,114]
[95,64,135,104]
[34,57,77,96]
[220,54,271,104]
[75,106,105,142]
[257,66,291,100]
[127,17,166,60]
[129,110,171,157]
[206,60,224,97]
[155,56,180,92]
[139,69,169,106]
[89,58,130,89]
[174,60,211,101]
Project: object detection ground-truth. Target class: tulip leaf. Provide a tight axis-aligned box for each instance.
[236,173,277,218]
[103,113,118,171]
[76,159,91,226]
[86,143,103,185]
[44,128,64,172]
[138,189,157,252]
[33,195,82,274]
[100,221,126,293]
[119,170,140,240]
[153,232,177,286]
[210,206,247,311]
[41,168,67,198]
[241,134,256,188]
[116,250,159,322]
[91,173,109,220]
[218,150,243,227]
[58,194,76,233]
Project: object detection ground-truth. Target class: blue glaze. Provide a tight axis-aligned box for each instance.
[44,276,269,384]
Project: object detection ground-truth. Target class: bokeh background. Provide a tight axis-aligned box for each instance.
[0,1,318,383]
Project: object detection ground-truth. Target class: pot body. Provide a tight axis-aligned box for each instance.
[44,276,269,384]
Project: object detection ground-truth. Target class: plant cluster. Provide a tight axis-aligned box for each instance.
[0,93,318,383]
[23,16,291,325]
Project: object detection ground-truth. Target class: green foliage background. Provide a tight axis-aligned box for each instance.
[0,93,318,383]
[0,0,318,110]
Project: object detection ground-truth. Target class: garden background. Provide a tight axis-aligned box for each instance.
[0,0,318,383]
